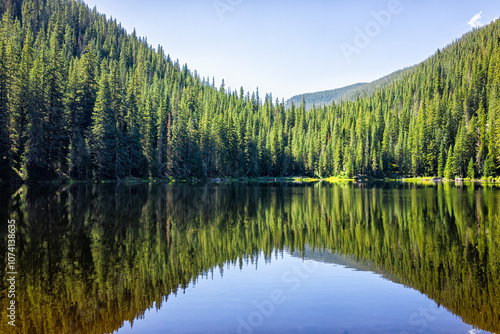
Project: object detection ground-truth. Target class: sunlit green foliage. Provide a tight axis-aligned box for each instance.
[0,0,500,181]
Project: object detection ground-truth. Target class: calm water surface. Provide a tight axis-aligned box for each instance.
[0,182,499,333]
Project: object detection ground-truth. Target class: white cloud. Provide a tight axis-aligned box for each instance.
[468,11,484,28]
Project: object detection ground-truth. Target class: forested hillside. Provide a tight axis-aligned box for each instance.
[285,83,367,110]
[0,0,499,181]
[284,68,410,110]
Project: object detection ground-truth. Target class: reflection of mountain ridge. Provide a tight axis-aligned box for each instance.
[292,247,375,270]
[0,182,498,333]
[290,246,406,286]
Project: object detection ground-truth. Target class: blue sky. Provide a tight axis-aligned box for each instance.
[83,0,500,100]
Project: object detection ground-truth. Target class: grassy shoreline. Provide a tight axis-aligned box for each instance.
[2,175,500,185]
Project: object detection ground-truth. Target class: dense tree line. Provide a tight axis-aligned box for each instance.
[285,82,368,110]
[0,0,499,181]
[285,69,409,110]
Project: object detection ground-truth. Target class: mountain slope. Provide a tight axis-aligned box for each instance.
[285,67,413,110]
[285,82,367,110]
[0,0,499,181]
[319,23,500,178]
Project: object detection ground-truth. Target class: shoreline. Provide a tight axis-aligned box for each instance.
[2,175,500,185]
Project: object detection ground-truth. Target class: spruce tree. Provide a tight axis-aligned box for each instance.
[23,53,46,180]
[444,147,454,180]
[10,29,33,171]
[45,25,68,176]
[124,72,143,177]
[91,66,116,179]
[467,157,475,180]
[0,40,10,179]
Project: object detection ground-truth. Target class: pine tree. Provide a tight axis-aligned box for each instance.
[467,157,475,179]
[66,57,81,178]
[78,43,98,131]
[171,86,190,176]
[444,146,454,180]
[91,66,117,179]
[476,104,487,174]
[23,53,47,180]
[483,154,495,178]
[0,40,10,179]
[10,29,33,171]
[156,86,170,177]
[246,117,259,176]
[437,141,446,178]
[109,61,125,178]
[45,25,68,176]
[124,72,144,177]
[144,90,158,177]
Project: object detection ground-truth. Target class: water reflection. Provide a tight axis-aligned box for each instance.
[0,182,498,333]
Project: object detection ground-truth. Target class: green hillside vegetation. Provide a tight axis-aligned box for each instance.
[285,68,411,110]
[285,83,368,110]
[0,0,499,181]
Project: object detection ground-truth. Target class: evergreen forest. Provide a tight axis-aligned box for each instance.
[1,0,500,181]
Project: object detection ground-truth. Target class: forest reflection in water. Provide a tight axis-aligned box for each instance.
[0,182,499,333]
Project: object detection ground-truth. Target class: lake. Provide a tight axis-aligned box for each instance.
[0,182,499,333]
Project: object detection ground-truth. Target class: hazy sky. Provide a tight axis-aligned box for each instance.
[83,0,500,100]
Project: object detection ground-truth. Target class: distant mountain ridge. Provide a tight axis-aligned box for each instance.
[285,83,367,110]
[285,67,413,110]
